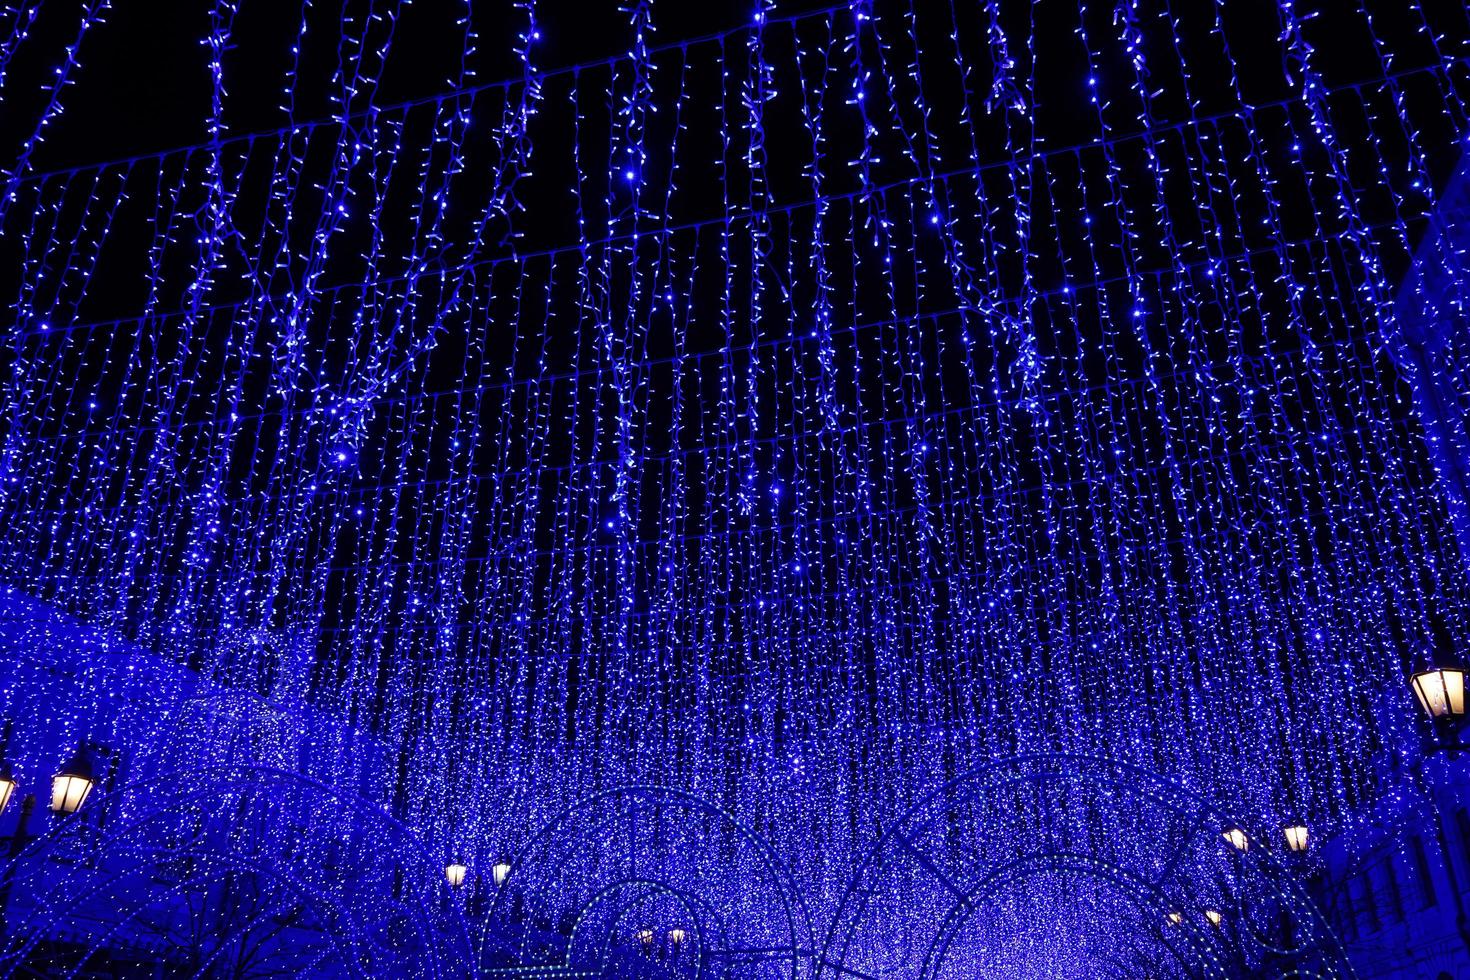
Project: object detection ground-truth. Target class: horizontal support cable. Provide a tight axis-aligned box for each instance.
[10,58,1457,347]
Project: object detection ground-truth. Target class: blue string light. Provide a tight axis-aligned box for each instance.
[0,1,1467,975]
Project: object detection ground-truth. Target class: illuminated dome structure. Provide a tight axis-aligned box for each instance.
[0,1,1466,977]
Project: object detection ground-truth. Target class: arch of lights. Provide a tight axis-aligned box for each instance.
[0,0,1466,977]
[824,755,1354,979]
[478,785,811,978]
[0,766,464,979]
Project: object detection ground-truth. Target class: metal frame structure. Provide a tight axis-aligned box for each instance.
[479,785,814,980]
[820,754,1354,980]
[0,755,1356,979]
[0,766,466,979]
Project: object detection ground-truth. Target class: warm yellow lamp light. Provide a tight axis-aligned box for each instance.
[1412,666,1468,721]
[50,746,95,816]
[0,766,16,816]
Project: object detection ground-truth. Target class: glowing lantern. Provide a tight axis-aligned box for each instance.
[0,759,16,816]
[492,860,512,886]
[1222,827,1249,852]
[1205,909,1223,926]
[1283,823,1309,853]
[50,746,96,816]
[1411,666,1467,721]
[636,928,655,953]
[445,862,468,887]
[668,928,687,948]
[1166,911,1182,926]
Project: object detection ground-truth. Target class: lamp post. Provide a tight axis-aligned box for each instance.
[0,722,17,816]
[1411,666,1468,750]
[445,862,468,888]
[0,794,33,933]
[0,759,16,818]
[49,744,97,817]
[492,860,512,886]
[1282,822,1308,854]
[1407,664,1470,956]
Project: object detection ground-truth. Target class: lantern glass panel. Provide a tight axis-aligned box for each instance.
[1412,668,1468,720]
[50,773,92,815]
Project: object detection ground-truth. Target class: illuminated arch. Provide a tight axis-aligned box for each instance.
[821,754,1353,980]
[916,852,1228,980]
[0,765,469,980]
[479,784,814,979]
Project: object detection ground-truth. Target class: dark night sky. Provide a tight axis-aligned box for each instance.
[7,0,1447,174]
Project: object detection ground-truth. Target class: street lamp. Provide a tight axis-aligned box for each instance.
[1410,664,1469,754]
[492,860,512,886]
[636,928,656,955]
[1165,910,1182,926]
[1405,663,1470,960]
[1204,909,1223,927]
[0,757,16,816]
[1222,827,1250,852]
[1411,665,1468,723]
[445,862,468,888]
[1283,822,1309,853]
[0,722,16,815]
[49,745,96,816]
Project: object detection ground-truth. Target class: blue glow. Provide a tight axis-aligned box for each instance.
[0,0,1463,977]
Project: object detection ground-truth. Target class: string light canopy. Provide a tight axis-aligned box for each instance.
[0,0,1465,975]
